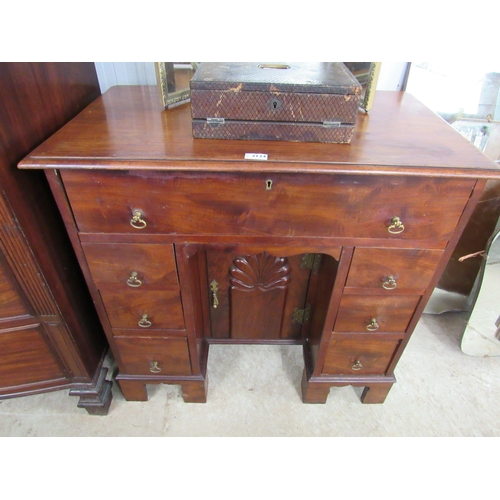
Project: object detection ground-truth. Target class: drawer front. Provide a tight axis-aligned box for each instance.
[114,337,192,376]
[0,325,65,387]
[322,337,401,375]
[345,248,444,292]
[100,289,185,330]
[334,295,421,333]
[61,170,474,241]
[82,243,179,289]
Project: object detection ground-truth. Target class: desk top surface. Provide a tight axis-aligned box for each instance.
[19,86,500,178]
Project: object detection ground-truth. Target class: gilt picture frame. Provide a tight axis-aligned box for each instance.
[155,62,198,108]
[343,62,381,112]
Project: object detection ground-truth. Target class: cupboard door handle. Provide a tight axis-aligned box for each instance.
[388,216,405,234]
[130,210,147,229]
[352,360,363,371]
[382,275,397,290]
[150,361,161,373]
[138,314,152,328]
[210,280,219,309]
[366,318,379,331]
[126,271,142,287]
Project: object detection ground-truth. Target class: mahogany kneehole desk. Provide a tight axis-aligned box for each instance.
[19,87,500,405]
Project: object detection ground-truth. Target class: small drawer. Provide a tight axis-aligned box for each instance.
[333,295,421,333]
[100,288,185,330]
[114,337,192,376]
[322,337,401,375]
[82,243,179,289]
[345,248,444,293]
[61,170,474,241]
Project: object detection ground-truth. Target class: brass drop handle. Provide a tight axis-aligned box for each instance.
[388,216,405,234]
[130,210,147,229]
[366,318,379,331]
[210,280,219,309]
[126,271,142,287]
[382,275,397,290]
[352,360,363,371]
[149,361,161,373]
[138,314,152,328]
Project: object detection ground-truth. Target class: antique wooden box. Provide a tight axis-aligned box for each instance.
[190,62,361,143]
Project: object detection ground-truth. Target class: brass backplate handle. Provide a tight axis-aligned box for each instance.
[388,216,405,234]
[127,271,142,287]
[352,360,363,371]
[138,314,152,328]
[210,280,219,309]
[366,318,380,331]
[130,210,147,229]
[382,275,397,290]
[150,361,161,373]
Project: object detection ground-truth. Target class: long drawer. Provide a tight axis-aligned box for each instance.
[0,324,66,387]
[61,170,474,241]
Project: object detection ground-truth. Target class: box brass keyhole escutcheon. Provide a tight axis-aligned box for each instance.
[269,98,281,110]
[266,180,273,190]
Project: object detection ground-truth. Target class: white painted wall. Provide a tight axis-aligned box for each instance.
[94,62,157,93]
[377,63,409,91]
[94,62,410,94]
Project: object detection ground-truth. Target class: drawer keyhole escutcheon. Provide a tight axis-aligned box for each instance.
[210,280,219,309]
[388,216,405,234]
[382,275,397,290]
[138,314,152,328]
[266,179,273,190]
[352,360,363,371]
[126,271,142,287]
[366,318,379,331]
[149,361,161,373]
[130,210,147,229]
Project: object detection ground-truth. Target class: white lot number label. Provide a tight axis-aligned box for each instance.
[244,153,268,161]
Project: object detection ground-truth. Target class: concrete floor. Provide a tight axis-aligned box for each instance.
[1,308,499,437]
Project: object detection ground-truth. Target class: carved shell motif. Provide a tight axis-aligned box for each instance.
[230,252,291,291]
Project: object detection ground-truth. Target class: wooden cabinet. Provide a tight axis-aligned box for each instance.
[19,86,500,405]
[0,63,111,414]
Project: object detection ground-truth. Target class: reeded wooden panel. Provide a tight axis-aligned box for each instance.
[334,295,421,333]
[61,170,475,241]
[346,248,444,293]
[323,337,400,375]
[82,242,179,288]
[0,258,30,319]
[100,288,185,330]
[0,325,65,387]
[114,337,192,376]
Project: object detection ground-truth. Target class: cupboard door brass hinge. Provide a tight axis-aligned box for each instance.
[301,253,322,274]
[293,304,311,324]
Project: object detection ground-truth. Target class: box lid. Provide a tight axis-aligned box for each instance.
[190,62,361,95]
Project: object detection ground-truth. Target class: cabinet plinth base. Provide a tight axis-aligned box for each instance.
[301,369,396,404]
[69,367,113,416]
[116,374,208,403]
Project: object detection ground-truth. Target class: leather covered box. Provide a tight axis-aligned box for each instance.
[190,62,361,143]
